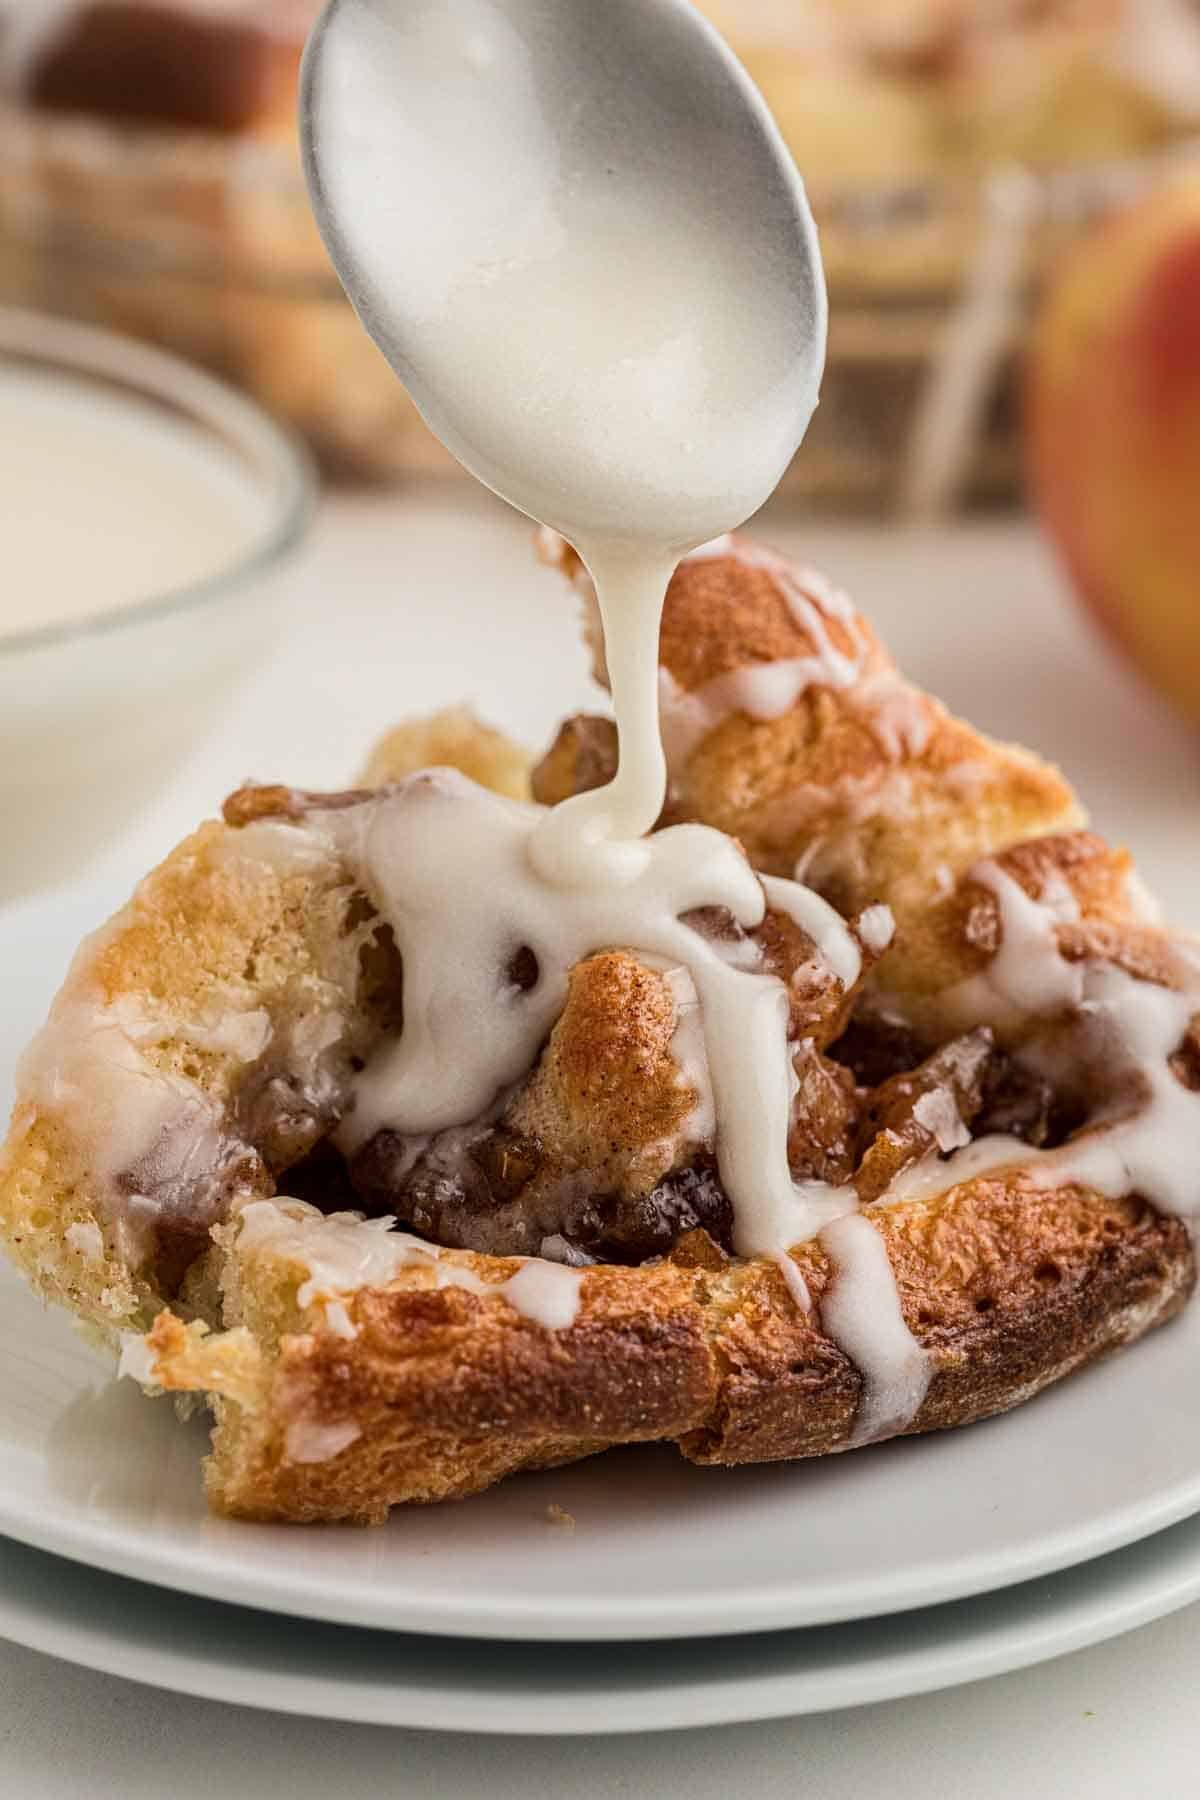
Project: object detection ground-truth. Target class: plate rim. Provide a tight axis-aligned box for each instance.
[2,1512,1200,1733]
[0,1373,1199,1641]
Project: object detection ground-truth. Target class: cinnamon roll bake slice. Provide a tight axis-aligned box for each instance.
[1,534,1193,1522]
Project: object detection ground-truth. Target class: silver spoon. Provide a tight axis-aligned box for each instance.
[300,0,826,550]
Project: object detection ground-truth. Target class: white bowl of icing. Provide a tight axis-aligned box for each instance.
[0,308,314,899]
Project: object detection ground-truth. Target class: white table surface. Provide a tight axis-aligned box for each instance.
[5,484,1199,1797]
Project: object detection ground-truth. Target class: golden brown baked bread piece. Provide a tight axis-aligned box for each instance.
[143,1176,1188,1522]
[1,531,1195,1523]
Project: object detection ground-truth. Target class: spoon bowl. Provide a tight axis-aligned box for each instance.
[301,0,826,551]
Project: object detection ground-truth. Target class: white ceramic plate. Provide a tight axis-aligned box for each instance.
[3,1512,1200,1733]
[1,880,1199,1644]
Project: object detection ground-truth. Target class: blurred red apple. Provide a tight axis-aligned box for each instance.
[1027,170,1200,728]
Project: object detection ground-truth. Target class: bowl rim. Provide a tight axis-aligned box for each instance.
[0,306,317,658]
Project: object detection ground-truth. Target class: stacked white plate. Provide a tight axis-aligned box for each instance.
[2,880,1200,1734]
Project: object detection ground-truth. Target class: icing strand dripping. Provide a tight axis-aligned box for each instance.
[533,546,678,866]
[819,1214,931,1446]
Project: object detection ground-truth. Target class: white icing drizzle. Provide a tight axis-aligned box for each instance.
[281,769,927,1440]
[774,1251,814,1316]
[879,1133,1031,1209]
[848,670,934,761]
[1032,966,1200,1221]
[857,904,895,957]
[18,991,229,1265]
[818,1213,931,1447]
[664,966,716,1146]
[285,1419,362,1466]
[881,866,1200,1230]
[544,531,881,775]
[760,873,867,990]
[65,1220,104,1262]
[534,547,679,853]
[912,1087,972,1155]
[235,1197,584,1332]
[659,658,862,769]
[117,1331,159,1388]
[325,773,764,1145]
[322,1298,358,1342]
[550,530,935,833]
[784,564,858,629]
[653,549,871,769]
[109,993,273,1063]
[774,578,863,684]
[938,860,1084,1035]
[657,632,932,796]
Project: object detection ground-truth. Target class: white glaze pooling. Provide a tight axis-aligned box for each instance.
[326,772,764,1145]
